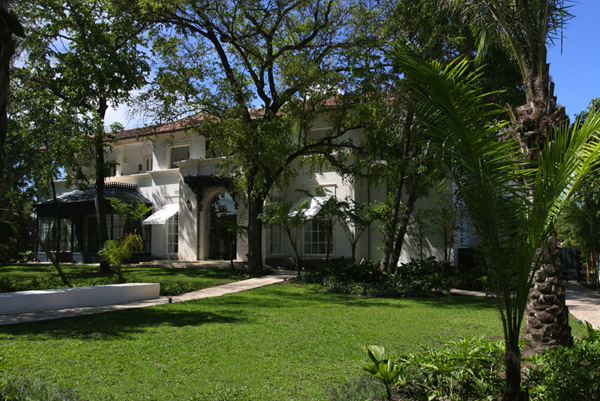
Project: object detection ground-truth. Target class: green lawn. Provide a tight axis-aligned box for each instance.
[0,283,503,401]
[0,264,240,295]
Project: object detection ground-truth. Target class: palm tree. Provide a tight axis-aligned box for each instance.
[390,44,600,401]
[446,0,574,355]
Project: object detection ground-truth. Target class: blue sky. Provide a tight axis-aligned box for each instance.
[548,0,600,118]
[106,1,600,129]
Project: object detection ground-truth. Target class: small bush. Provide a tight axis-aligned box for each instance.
[160,280,196,296]
[356,336,600,401]
[525,340,600,400]
[304,257,455,298]
[448,265,489,291]
[394,337,505,400]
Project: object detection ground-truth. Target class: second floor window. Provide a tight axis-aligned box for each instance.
[170,145,190,169]
[144,156,153,172]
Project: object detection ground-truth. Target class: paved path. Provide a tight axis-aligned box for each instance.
[565,282,600,329]
[451,282,600,329]
[0,272,295,326]
[3,273,598,329]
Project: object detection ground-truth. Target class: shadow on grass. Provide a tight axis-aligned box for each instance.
[411,295,498,310]
[1,307,249,339]
[215,283,498,311]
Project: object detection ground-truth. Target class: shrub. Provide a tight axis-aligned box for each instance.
[525,340,600,400]
[359,337,505,400]
[160,280,196,296]
[401,337,505,400]
[304,257,455,298]
[356,335,600,400]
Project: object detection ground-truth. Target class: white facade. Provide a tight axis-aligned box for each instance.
[47,119,457,266]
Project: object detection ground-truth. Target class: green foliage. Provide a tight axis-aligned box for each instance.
[261,199,309,277]
[358,336,600,401]
[140,0,379,273]
[303,257,454,297]
[362,345,403,401]
[580,321,600,343]
[525,340,600,401]
[99,233,143,268]
[405,337,505,400]
[360,337,505,401]
[556,99,600,280]
[391,43,600,397]
[98,232,143,281]
[449,265,490,292]
[108,198,152,225]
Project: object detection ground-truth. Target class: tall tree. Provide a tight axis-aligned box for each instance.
[0,0,24,196]
[557,99,600,283]
[392,44,600,401]
[20,0,151,269]
[447,0,573,356]
[141,0,377,274]
[350,0,522,274]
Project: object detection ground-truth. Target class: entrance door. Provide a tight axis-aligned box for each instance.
[208,192,237,260]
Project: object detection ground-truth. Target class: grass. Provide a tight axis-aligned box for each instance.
[0,284,503,401]
[0,264,242,296]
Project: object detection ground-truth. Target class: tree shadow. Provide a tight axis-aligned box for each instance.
[412,295,498,310]
[208,284,406,309]
[1,306,249,340]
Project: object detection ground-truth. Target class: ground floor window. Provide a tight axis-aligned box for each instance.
[269,197,283,255]
[270,225,283,254]
[37,214,152,255]
[167,214,179,254]
[38,217,73,252]
[303,216,332,256]
[208,192,237,260]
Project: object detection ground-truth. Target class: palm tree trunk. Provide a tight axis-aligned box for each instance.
[503,337,525,401]
[523,233,572,356]
[517,71,572,354]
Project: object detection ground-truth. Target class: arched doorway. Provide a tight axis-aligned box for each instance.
[208,192,237,260]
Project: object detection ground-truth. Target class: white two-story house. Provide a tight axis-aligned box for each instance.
[35,116,460,266]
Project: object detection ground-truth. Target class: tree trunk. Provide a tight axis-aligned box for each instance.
[381,110,413,273]
[381,170,405,273]
[518,67,572,354]
[247,193,264,275]
[0,1,17,191]
[503,336,526,401]
[94,99,110,272]
[19,210,71,287]
[389,186,418,271]
[523,233,572,357]
[290,240,302,279]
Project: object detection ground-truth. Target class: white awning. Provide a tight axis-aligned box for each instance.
[289,196,331,220]
[142,203,179,225]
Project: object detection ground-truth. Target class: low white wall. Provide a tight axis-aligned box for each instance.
[0,283,160,315]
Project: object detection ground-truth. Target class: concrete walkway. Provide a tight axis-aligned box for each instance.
[3,273,598,328]
[451,282,600,329]
[0,272,295,326]
[565,282,600,329]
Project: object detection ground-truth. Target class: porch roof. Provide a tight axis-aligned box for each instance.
[35,183,151,218]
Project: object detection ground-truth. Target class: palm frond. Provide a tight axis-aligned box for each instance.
[389,43,600,346]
